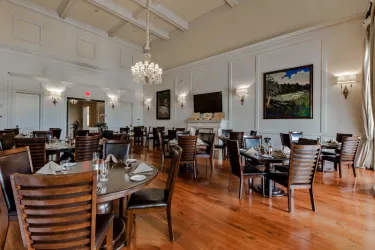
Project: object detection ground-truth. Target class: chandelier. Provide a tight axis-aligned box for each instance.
[131,0,162,85]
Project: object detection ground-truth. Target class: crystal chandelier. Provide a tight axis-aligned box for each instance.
[131,0,162,85]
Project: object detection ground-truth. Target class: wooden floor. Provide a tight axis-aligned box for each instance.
[5,144,375,249]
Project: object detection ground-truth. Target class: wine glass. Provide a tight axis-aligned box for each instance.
[100,163,109,182]
[93,152,99,169]
[124,154,131,170]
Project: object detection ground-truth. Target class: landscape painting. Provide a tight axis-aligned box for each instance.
[156,90,171,120]
[263,65,313,119]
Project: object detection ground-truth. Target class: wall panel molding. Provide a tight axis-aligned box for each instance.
[12,15,43,45]
[77,37,96,60]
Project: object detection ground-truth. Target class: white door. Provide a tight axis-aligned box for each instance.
[12,92,41,133]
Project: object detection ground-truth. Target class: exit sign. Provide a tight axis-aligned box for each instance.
[84,91,91,98]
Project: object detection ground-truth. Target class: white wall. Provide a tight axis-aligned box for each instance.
[144,17,365,148]
[0,1,143,137]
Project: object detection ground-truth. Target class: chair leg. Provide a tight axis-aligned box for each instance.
[338,163,342,178]
[161,154,165,172]
[261,177,265,197]
[268,179,272,198]
[228,172,232,190]
[288,189,292,212]
[193,161,197,178]
[126,211,134,246]
[352,164,356,178]
[209,157,214,172]
[239,176,243,199]
[167,207,174,241]
[321,159,324,171]
[206,158,208,167]
[248,178,253,189]
[106,220,114,250]
[309,188,316,211]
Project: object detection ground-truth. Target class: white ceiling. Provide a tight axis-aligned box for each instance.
[22,0,238,47]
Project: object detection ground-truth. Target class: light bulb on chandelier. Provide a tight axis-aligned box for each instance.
[131,0,163,85]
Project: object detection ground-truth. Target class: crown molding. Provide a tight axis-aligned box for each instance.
[165,12,365,74]
[6,0,143,51]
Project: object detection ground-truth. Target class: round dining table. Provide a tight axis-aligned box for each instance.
[37,160,158,250]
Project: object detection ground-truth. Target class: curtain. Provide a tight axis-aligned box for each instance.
[356,1,375,169]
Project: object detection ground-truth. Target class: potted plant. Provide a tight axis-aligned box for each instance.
[71,121,80,138]
[95,122,108,135]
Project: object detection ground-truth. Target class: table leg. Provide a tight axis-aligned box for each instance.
[252,163,285,197]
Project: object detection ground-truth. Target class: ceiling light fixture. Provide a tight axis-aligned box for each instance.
[131,0,162,85]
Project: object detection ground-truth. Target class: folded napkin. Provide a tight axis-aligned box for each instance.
[283,147,291,154]
[36,161,61,175]
[245,147,258,155]
[132,162,153,174]
[169,139,178,144]
[273,150,287,158]
[197,138,206,146]
[105,154,118,163]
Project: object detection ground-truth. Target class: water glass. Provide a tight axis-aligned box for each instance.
[61,159,70,175]
[93,152,100,169]
[100,163,109,182]
[124,155,131,170]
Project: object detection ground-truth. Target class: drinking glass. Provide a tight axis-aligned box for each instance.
[100,163,109,182]
[93,152,100,169]
[124,155,131,170]
[61,159,70,175]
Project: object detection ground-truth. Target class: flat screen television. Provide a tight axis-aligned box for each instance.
[193,92,223,113]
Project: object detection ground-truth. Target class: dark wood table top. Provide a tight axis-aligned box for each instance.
[321,143,341,150]
[37,160,158,203]
[218,135,253,141]
[240,149,287,164]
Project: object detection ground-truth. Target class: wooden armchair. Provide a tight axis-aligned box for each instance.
[15,138,46,171]
[0,132,15,150]
[196,132,215,172]
[75,136,100,162]
[178,136,198,177]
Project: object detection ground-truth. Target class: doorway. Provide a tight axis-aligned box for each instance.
[11,92,41,133]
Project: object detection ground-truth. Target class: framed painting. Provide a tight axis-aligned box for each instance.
[156,89,171,120]
[263,64,313,119]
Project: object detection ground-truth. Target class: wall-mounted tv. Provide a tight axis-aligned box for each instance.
[193,92,223,113]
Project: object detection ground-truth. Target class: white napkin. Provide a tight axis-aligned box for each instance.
[197,138,206,146]
[169,139,178,144]
[132,162,153,174]
[273,150,287,158]
[36,161,61,175]
[105,154,118,163]
[245,147,258,155]
[283,147,291,154]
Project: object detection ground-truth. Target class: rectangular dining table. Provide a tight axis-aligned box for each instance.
[240,149,288,197]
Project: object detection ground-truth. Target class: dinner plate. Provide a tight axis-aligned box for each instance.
[130,175,146,182]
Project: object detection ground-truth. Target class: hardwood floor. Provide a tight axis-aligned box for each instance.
[4,144,375,249]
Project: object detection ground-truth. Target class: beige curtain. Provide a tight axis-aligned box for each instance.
[356,1,375,169]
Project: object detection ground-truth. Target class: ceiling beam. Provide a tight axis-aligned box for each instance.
[225,0,239,8]
[56,0,76,19]
[87,0,169,40]
[133,0,188,31]
[108,20,128,38]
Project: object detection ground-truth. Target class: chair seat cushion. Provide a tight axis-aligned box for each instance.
[243,165,265,176]
[322,155,339,162]
[95,214,115,249]
[214,144,224,149]
[267,172,288,187]
[128,188,168,210]
[274,165,290,173]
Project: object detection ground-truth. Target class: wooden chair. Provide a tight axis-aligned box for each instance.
[0,132,15,150]
[146,126,154,146]
[178,136,198,177]
[250,130,258,136]
[120,127,130,134]
[168,130,177,141]
[75,130,89,137]
[33,131,52,140]
[196,132,215,172]
[175,128,185,131]
[321,136,360,178]
[268,144,321,212]
[215,129,233,159]
[4,128,19,136]
[10,171,114,250]
[229,132,244,149]
[15,138,46,171]
[243,136,262,150]
[159,131,172,172]
[280,133,291,149]
[289,132,303,143]
[134,127,143,145]
[297,138,320,145]
[103,140,131,160]
[152,128,160,147]
[0,147,33,249]
[75,136,100,162]
[157,127,165,132]
[336,133,353,143]
[227,140,266,199]
[102,130,114,140]
[49,128,62,139]
[126,146,182,246]
[176,130,190,139]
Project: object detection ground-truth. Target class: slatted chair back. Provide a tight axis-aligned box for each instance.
[0,132,15,150]
[102,130,114,140]
[0,147,33,213]
[227,140,242,177]
[280,133,291,149]
[198,132,215,155]
[10,171,97,250]
[75,136,100,162]
[288,144,321,187]
[229,132,244,149]
[75,130,89,137]
[166,146,182,205]
[221,129,233,137]
[33,131,52,141]
[15,138,46,171]
[297,138,319,145]
[243,136,262,150]
[49,128,62,139]
[178,136,197,163]
[250,130,258,136]
[336,133,353,143]
[103,140,131,160]
[176,130,190,140]
[157,131,167,155]
[289,132,303,143]
[134,127,143,137]
[339,136,360,165]
[175,128,185,131]
[168,130,177,141]
[4,128,19,136]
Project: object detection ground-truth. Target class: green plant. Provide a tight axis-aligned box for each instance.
[71,121,80,132]
[95,122,108,133]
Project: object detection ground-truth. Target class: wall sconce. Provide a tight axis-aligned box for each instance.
[177,94,186,109]
[144,100,151,111]
[337,74,357,99]
[51,94,60,106]
[109,98,118,110]
[236,88,248,105]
